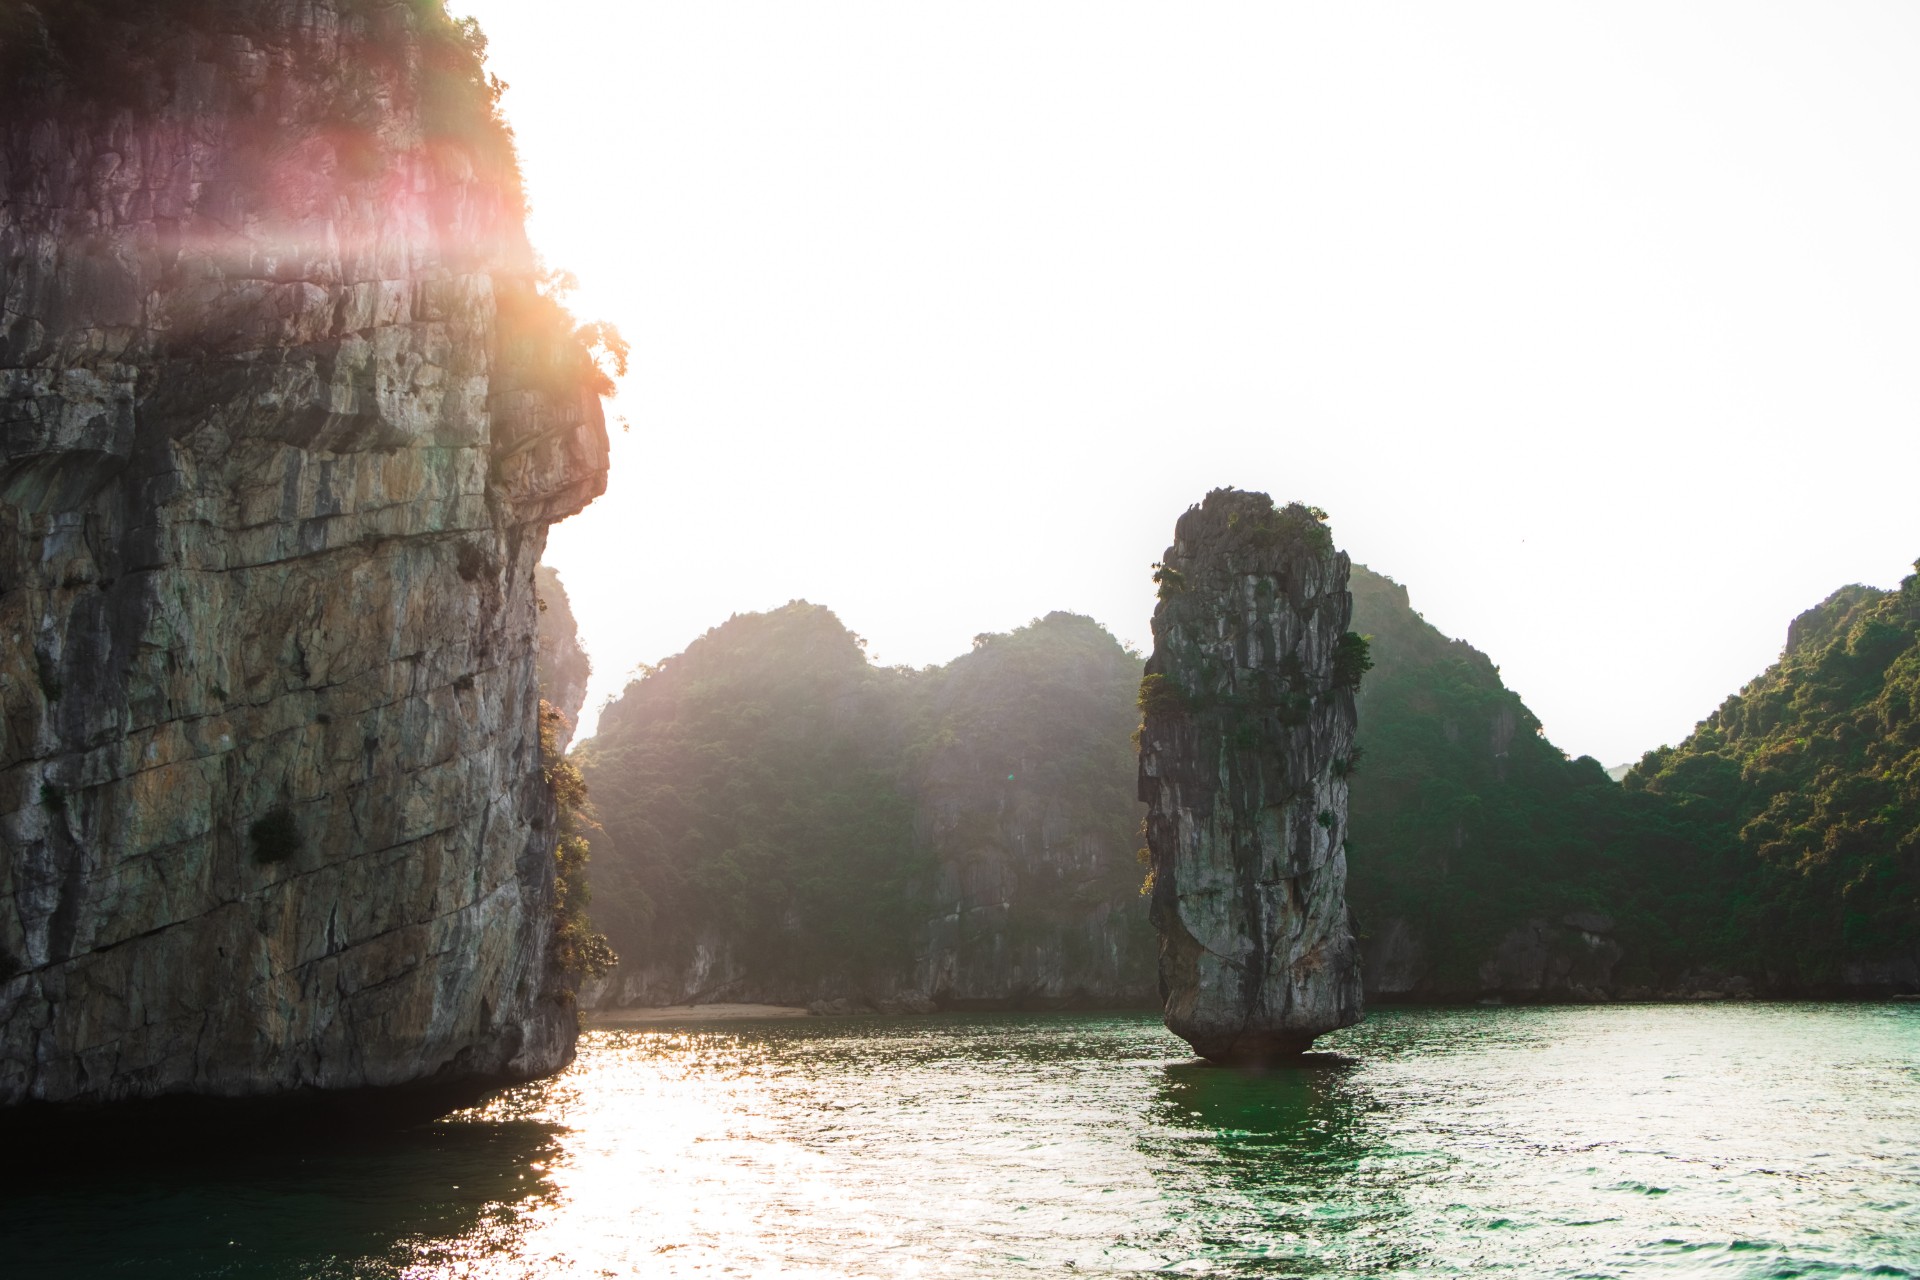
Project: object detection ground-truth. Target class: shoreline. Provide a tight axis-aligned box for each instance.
[581,994,1920,1027]
[585,1003,813,1025]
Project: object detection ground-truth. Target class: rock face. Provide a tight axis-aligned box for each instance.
[1138,490,1364,1061]
[1361,914,1625,1003]
[534,564,590,750]
[0,2,609,1113]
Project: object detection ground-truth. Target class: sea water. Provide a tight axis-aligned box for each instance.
[10,1004,1919,1277]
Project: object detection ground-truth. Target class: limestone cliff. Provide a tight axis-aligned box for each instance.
[0,0,610,1113]
[534,564,589,750]
[1138,490,1364,1060]
[1345,566,1631,1001]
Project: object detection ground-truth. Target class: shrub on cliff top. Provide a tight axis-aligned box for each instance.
[1205,489,1335,555]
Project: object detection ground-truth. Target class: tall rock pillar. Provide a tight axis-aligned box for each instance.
[1137,490,1365,1061]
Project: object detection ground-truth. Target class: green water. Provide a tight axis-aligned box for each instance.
[10,1004,1920,1277]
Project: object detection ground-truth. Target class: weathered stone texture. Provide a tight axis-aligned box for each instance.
[1138,490,1363,1060]
[534,564,589,751]
[0,1,608,1110]
[909,765,1155,1012]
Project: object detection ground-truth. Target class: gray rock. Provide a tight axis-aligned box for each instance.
[1477,918,1623,997]
[1360,916,1427,996]
[1137,490,1364,1061]
[1840,954,1920,991]
[535,565,592,751]
[0,2,608,1113]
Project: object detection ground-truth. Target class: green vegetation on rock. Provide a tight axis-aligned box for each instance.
[535,565,592,745]
[579,604,925,990]
[572,561,1918,1003]
[1344,566,1708,994]
[540,700,616,983]
[1625,566,1920,984]
[577,603,1154,1005]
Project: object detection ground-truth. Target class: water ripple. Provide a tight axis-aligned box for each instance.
[8,1003,1919,1278]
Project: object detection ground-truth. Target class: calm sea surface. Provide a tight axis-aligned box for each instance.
[10,1004,1920,1278]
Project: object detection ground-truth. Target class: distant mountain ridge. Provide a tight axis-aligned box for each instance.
[574,604,1155,1011]
[564,561,1920,1008]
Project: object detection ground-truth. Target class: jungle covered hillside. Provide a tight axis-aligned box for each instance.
[574,604,1153,1007]
[1625,565,1920,987]
[1347,568,1721,996]
[571,563,1920,1003]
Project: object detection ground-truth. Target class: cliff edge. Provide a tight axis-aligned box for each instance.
[1138,490,1364,1061]
[0,0,610,1115]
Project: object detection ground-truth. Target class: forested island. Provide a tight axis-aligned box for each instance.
[566,552,1920,1008]
[574,602,1152,1011]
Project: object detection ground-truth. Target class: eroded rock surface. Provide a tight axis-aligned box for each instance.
[534,564,590,751]
[0,1,608,1112]
[1138,490,1364,1060]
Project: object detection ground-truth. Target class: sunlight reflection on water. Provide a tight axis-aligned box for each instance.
[10,1004,1920,1278]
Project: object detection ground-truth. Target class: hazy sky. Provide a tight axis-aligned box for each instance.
[452,0,1920,763]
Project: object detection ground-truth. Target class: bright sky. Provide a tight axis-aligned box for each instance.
[452,0,1920,765]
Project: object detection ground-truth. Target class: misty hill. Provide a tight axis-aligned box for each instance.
[580,603,921,994]
[1625,565,1920,990]
[572,562,1919,1007]
[575,604,1154,1010]
[573,576,1694,1009]
[1346,567,1706,997]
